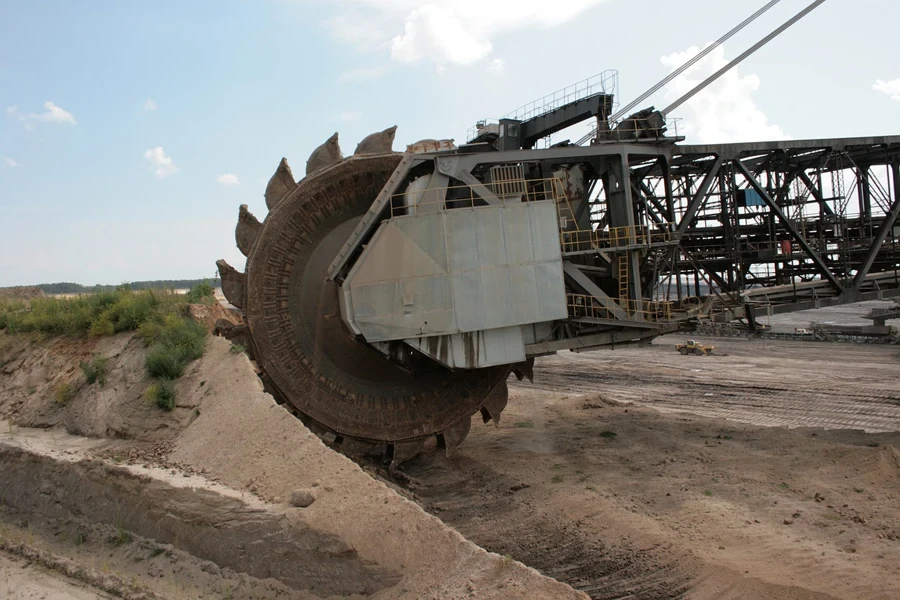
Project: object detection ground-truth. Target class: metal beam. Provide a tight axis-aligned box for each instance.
[852,161,900,289]
[676,156,723,237]
[521,94,609,148]
[563,261,628,320]
[735,160,844,292]
[749,287,900,316]
[525,327,671,355]
[798,171,834,216]
[633,180,668,229]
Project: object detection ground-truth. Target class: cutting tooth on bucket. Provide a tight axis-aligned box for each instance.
[218,148,513,467]
[390,439,425,470]
[235,204,262,257]
[216,259,246,310]
[480,382,509,426]
[306,132,343,176]
[439,417,471,457]
[511,357,535,383]
[264,157,297,211]
[339,437,383,458]
[354,126,397,155]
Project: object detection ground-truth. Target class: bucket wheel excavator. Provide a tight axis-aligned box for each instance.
[216,0,900,463]
[216,130,515,464]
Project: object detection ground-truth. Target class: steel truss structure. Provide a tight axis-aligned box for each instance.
[628,136,900,320]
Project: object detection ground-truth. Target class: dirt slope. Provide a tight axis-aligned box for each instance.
[0,330,585,600]
[393,337,900,600]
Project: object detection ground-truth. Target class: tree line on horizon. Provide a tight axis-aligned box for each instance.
[34,279,221,294]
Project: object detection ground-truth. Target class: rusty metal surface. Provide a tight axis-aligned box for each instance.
[241,152,510,444]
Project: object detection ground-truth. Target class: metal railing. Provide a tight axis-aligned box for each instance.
[468,70,619,143]
[560,224,676,253]
[581,116,683,145]
[567,294,675,323]
[389,177,565,217]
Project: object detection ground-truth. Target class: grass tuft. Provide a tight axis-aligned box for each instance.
[144,314,206,379]
[80,356,108,386]
[106,527,133,547]
[0,288,194,338]
[54,382,75,405]
[185,281,215,304]
[145,380,176,411]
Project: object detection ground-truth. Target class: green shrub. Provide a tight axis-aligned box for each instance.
[80,356,108,386]
[0,289,186,338]
[154,314,206,361]
[54,382,75,405]
[146,344,187,379]
[185,281,215,304]
[145,380,176,411]
[144,314,207,379]
[106,527,133,546]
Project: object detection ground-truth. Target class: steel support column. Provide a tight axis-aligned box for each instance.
[798,171,835,216]
[735,160,844,292]
[851,161,900,290]
[676,156,723,237]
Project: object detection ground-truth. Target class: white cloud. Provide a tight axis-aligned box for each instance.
[329,0,609,68]
[143,98,158,111]
[339,110,362,122]
[2,157,18,168]
[487,58,504,72]
[5,103,76,127]
[660,45,787,144]
[391,4,492,65]
[873,79,900,101]
[31,101,77,124]
[217,173,240,186]
[144,147,179,178]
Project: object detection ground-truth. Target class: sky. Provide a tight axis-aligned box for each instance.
[1,0,899,287]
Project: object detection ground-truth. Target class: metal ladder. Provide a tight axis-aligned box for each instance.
[555,182,579,251]
[618,254,629,307]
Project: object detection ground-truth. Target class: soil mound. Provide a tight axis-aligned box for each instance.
[0,328,585,599]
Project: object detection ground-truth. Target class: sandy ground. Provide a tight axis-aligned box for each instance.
[0,332,585,600]
[759,300,900,332]
[2,306,900,599]
[392,335,900,600]
[0,552,112,600]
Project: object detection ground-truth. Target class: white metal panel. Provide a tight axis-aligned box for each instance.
[348,274,456,341]
[502,204,535,265]
[343,198,566,353]
[396,211,448,270]
[405,326,526,369]
[445,210,481,272]
[529,201,564,262]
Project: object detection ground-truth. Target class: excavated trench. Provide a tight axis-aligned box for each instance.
[0,331,587,600]
[4,325,899,600]
[0,434,400,598]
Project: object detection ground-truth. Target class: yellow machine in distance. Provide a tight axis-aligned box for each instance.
[676,340,714,356]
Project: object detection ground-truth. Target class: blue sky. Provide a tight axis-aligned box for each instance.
[1,0,899,286]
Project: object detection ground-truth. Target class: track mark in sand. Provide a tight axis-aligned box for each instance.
[524,352,900,433]
[396,454,693,600]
